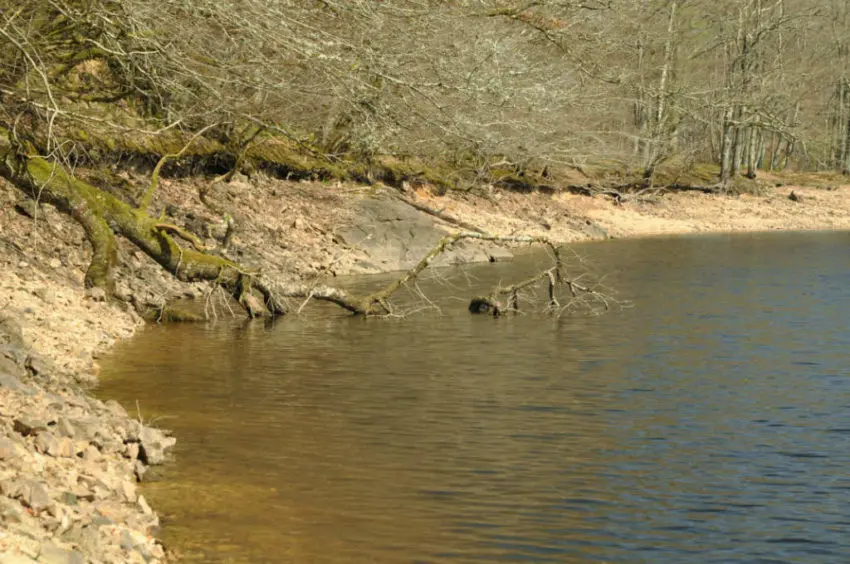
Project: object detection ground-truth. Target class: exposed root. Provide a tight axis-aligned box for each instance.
[78,208,117,293]
[153,222,208,252]
[1,130,613,322]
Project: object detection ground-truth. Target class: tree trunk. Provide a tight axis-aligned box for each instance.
[0,132,279,317]
[746,124,758,179]
[644,0,678,177]
[720,106,735,184]
[836,82,843,167]
[732,107,745,177]
[1,130,591,321]
[843,113,850,174]
[769,132,781,170]
[634,37,648,157]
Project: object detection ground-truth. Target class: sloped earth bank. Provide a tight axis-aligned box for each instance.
[3,171,850,562]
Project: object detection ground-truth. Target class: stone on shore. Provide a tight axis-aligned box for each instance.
[0,315,173,563]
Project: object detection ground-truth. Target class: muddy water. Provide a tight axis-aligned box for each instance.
[99,232,850,563]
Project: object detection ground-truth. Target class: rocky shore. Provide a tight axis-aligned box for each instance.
[0,312,172,563]
[1,181,174,563]
[3,169,850,562]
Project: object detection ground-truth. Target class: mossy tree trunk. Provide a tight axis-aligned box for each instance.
[1,131,597,320]
[0,132,278,317]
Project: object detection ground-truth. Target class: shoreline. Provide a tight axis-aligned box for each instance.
[2,175,850,561]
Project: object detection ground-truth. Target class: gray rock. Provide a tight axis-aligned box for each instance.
[69,487,95,503]
[81,445,101,462]
[137,427,176,466]
[125,420,142,442]
[98,438,125,455]
[562,214,609,240]
[0,495,25,523]
[119,529,155,561]
[440,239,515,266]
[2,479,53,513]
[486,246,515,262]
[0,352,24,374]
[123,442,140,461]
[0,368,31,393]
[137,442,164,466]
[26,483,53,513]
[77,470,110,497]
[35,433,75,458]
[0,436,22,460]
[55,418,77,439]
[62,417,110,448]
[0,313,25,347]
[90,513,114,527]
[113,281,132,302]
[60,524,96,552]
[133,460,147,482]
[113,425,128,442]
[34,431,57,455]
[25,354,52,378]
[337,196,512,271]
[120,480,137,503]
[13,416,50,437]
[38,541,85,564]
[137,495,153,516]
[85,287,107,302]
[14,199,40,219]
[0,344,28,366]
[119,529,137,550]
[138,426,162,444]
[337,197,445,272]
[32,287,56,303]
[105,399,129,419]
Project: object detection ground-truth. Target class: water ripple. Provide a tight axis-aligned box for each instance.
[99,232,850,563]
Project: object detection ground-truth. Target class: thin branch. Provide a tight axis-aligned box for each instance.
[139,123,219,212]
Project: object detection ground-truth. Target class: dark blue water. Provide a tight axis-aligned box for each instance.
[100,232,850,563]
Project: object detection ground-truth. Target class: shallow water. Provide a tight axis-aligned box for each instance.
[99,232,850,563]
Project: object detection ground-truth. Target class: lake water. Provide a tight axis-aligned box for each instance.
[98,232,850,563]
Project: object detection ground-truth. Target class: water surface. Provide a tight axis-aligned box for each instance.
[99,232,850,563]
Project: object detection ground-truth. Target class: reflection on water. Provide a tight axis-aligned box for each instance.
[99,232,850,563]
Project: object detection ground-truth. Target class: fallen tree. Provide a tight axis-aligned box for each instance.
[2,129,608,320]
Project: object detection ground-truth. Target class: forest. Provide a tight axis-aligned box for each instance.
[1,0,847,314]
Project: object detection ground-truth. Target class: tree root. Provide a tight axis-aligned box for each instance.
[153,222,208,251]
[0,132,270,317]
[76,207,117,293]
[0,130,610,321]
